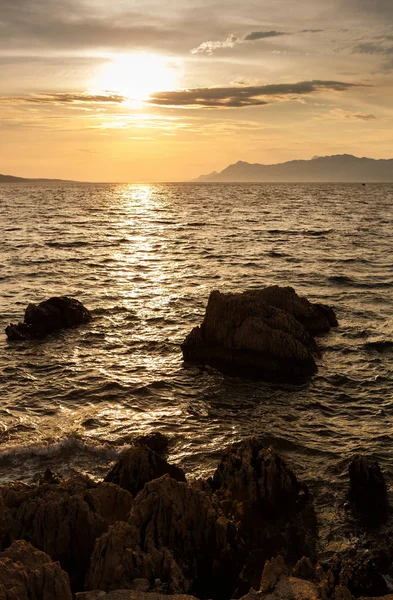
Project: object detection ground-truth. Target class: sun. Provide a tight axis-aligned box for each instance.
[97,53,180,101]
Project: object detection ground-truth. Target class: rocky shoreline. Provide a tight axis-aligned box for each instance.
[1,436,392,600]
[3,289,392,599]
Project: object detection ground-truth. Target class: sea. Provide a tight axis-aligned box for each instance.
[1,182,392,547]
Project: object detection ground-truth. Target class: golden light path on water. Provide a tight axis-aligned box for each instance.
[0,182,392,495]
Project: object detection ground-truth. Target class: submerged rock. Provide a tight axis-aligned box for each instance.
[0,540,72,600]
[182,286,337,379]
[1,474,132,590]
[5,295,91,340]
[210,439,317,584]
[104,444,186,496]
[87,474,243,599]
[348,455,389,523]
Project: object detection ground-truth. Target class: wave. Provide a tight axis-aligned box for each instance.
[46,241,90,248]
[0,434,123,470]
[364,340,393,352]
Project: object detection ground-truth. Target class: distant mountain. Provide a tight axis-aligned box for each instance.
[0,173,75,183]
[194,154,393,182]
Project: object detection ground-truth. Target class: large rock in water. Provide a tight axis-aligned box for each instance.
[348,455,389,523]
[104,445,186,496]
[182,286,337,379]
[86,475,243,600]
[1,475,133,590]
[0,540,72,600]
[210,439,317,586]
[5,296,91,340]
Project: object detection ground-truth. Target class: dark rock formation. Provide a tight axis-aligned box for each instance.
[348,455,389,523]
[292,556,315,580]
[210,439,317,584]
[5,296,91,340]
[134,432,170,456]
[104,445,186,496]
[77,593,199,600]
[182,286,337,379]
[86,474,243,599]
[1,475,132,590]
[321,547,392,599]
[0,540,72,600]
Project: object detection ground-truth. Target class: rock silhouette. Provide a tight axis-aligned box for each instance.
[182,286,337,379]
[105,444,186,496]
[210,439,317,584]
[5,296,91,340]
[348,454,389,523]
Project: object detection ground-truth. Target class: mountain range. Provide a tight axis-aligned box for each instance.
[0,174,72,183]
[194,154,393,182]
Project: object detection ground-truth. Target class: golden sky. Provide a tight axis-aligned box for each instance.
[1,0,393,181]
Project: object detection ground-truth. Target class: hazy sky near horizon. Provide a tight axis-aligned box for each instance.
[1,0,393,181]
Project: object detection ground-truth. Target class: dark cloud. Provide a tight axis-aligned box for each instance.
[244,31,286,41]
[352,40,393,70]
[301,29,325,33]
[350,113,376,120]
[148,80,361,108]
[1,92,126,104]
[353,42,393,55]
[0,0,181,52]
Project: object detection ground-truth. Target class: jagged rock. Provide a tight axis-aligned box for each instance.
[292,556,315,580]
[333,586,354,600]
[348,455,389,523]
[5,296,91,340]
[262,576,319,599]
[86,474,243,599]
[1,475,132,590]
[210,438,317,577]
[0,540,72,600]
[260,555,289,592]
[104,445,186,496]
[0,494,12,550]
[134,432,170,456]
[182,286,337,379]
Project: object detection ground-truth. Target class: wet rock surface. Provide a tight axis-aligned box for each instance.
[5,295,91,340]
[182,286,337,380]
[87,474,243,599]
[348,455,389,524]
[0,474,132,590]
[104,445,186,496]
[0,539,72,600]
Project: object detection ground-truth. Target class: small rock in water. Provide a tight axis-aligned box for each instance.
[5,295,91,341]
[348,454,389,524]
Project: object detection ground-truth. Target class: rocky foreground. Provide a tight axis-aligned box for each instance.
[1,435,392,600]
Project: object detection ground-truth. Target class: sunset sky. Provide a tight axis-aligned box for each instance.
[1,0,393,181]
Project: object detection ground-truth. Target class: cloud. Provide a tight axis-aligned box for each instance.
[353,42,393,55]
[148,80,361,108]
[352,40,393,70]
[0,92,126,105]
[351,112,376,120]
[301,29,324,33]
[191,29,286,54]
[190,34,239,55]
[244,30,286,41]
